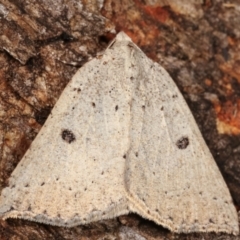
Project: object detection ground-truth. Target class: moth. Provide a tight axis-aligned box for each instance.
[0,32,238,235]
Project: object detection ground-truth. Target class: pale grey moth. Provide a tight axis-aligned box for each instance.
[0,32,238,235]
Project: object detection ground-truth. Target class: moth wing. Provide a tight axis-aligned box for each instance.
[0,45,131,226]
[124,45,239,234]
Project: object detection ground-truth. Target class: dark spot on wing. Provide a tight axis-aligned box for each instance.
[176,137,189,149]
[61,129,76,143]
[209,218,215,223]
[92,102,96,108]
[73,88,81,93]
[115,105,118,111]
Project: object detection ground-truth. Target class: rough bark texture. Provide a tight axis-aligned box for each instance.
[0,0,239,239]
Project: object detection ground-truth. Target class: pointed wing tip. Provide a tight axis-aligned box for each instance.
[115,31,132,42]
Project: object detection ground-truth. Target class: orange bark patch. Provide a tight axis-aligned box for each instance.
[215,99,240,135]
[220,62,240,83]
[102,0,171,60]
[142,5,169,23]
